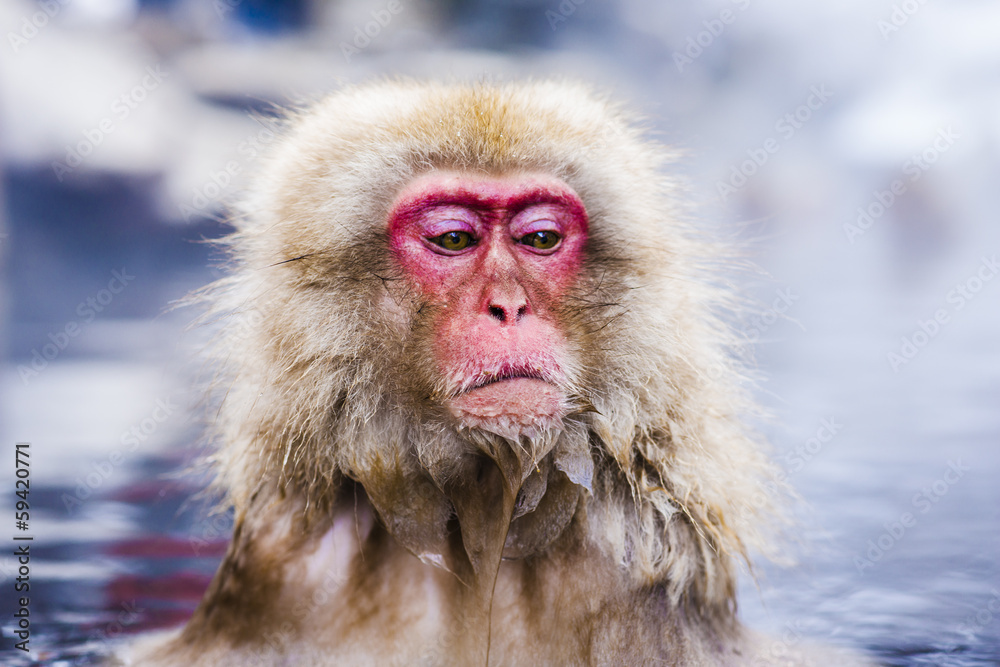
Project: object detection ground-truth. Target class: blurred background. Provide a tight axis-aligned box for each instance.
[0,0,998,664]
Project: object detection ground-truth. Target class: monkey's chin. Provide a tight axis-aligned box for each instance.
[448,378,566,437]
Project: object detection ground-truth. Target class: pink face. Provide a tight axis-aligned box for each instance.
[388,171,589,434]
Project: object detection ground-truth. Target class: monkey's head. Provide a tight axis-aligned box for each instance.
[388,170,586,436]
[208,80,782,609]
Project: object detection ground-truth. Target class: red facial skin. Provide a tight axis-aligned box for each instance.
[388,172,589,433]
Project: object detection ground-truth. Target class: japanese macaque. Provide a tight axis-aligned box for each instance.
[123,80,870,666]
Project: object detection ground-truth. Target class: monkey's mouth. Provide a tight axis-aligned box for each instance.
[447,360,560,397]
[467,366,548,391]
[449,368,565,434]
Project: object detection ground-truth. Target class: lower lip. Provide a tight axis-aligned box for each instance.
[448,378,564,421]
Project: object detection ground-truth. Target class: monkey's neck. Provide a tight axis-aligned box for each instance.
[443,459,520,667]
[183,484,738,665]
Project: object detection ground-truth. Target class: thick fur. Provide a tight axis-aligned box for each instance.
[121,80,865,666]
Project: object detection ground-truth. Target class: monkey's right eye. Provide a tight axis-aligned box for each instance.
[428,231,476,252]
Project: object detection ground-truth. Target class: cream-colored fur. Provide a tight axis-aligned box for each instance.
[120,80,872,666]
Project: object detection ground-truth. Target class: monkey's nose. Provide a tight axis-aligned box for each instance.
[487,299,528,324]
[487,302,528,324]
[482,275,531,324]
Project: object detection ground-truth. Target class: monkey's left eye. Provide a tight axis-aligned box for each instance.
[518,231,561,251]
[428,231,476,252]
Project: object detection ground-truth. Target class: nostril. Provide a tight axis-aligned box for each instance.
[516,305,527,321]
[489,306,506,322]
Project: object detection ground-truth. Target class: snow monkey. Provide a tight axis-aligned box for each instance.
[123,80,872,666]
